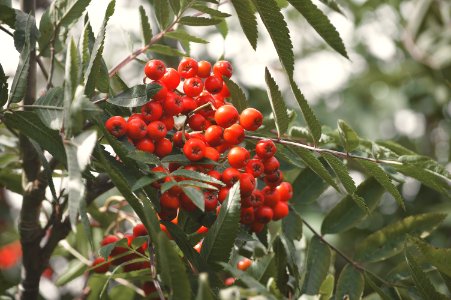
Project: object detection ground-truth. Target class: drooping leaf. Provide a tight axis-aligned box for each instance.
[139,6,152,45]
[405,247,447,300]
[264,68,289,137]
[335,265,364,300]
[165,30,209,44]
[192,4,231,18]
[230,0,258,49]
[357,160,405,209]
[201,182,241,269]
[179,16,222,26]
[181,186,205,211]
[168,0,180,15]
[223,78,248,113]
[289,78,322,143]
[301,236,331,295]
[106,83,161,107]
[0,4,15,27]
[149,44,186,57]
[337,119,360,152]
[411,237,451,278]
[321,178,384,234]
[355,213,446,262]
[154,0,171,29]
[216,19,228,38]
[287,0,348,58]
[157,232,192,300]
[253,0,294,77]
[291,167,329,208]
[49,0,92,28]
[84,0,115,97]
[282,209,302,241]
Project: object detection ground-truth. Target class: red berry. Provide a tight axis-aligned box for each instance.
[245,159,264,178]
[255,206,273,223]
[142,282,157,296]
[188,113,207,131]
[223,124,245,145]
[144,59,166,80]
[160,191,180,210]
[128,113,145,122]
[263,170,284,187]
[250,221,265,233]
[239,172,256,197]
[197,60,211,78]
[213,60,233,78]
[127,118,147,140]
[160,114,175,131]
[262,186,280,207]
[183,76,204,97]
[181,96,197,114]
[204,191,218,211]
[135,138,155,153]
[181,192,198,212]
[163,92,183,116]
[214,105,239,128]
[196,226,209,234]
[183,138,206,161]
[204,125,224,147]
[204,146,220,162]
[155,138,173,157]
[224,277,235,286]
[173,131,190,148]
[272,201,289,220]
[276,182,293,202]
[161,68,180,91]
[218,186,230,203]
[219,83,230,98]
[237,258,252,271]
[263,156,280,174]
[221,168,241,187]
[178,57,198,79]
[92,257,110,273]
[194,240,202,253]
[105,116,127,137]
[256,139,277,159]
[133,223,148,237]
[204,75,223,94]
[147,121,167,140]
[228,146,250,169]
[150,81,168,102]
[240,207,255,225]
[242,190,264,208]
[240,108,263,131]
[141,101,163,123]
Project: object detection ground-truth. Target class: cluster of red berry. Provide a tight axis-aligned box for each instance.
[101,57,293,272]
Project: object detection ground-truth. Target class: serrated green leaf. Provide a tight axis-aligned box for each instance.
[201,182,241,269]
[181,186,205,211]
[230,0,258,49]
[154,0,171,29]
[127,150,160,165]
[289,146,340,191]
[149,44,186,57]
[253,0,294,77]
[291,167,329,208]
[79,19,93,77]
[322,153,368,212]
[282,209,302,240]
[33,87,64,130]
[106,83,160,107]
[321,178,384,234]
[171,169,225,186]
[289,79,322,143]
[13,11,39,52]
[4,111,66,162]
[192,4,231,18]
[84,0,114,97]
[337,119,359,152]
[405,247,447,300]
[355,213,446,262]
[49,0,91,28]
[196,273,215,300]
[179,16,222,26]
[138,6,152,46]
[216,18,228,39]
[0,63,8,106]
[161,154,218,165]
[301,236,331,295]
[264,68,289,137]
[165,30,209,44]
[131,173,167,191]
[168,0,180,15]
[157,231,192,300]
[411,237,451,278]
[287,0,348,58]
[223,78,248,112]
[357,160,405,209]
[335,264,364,300]
[273,237,289,293]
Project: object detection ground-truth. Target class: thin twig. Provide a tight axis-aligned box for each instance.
[36,56,50,82]
[46,26,57,90]
[244,134,404,166]
[0,25,13,37]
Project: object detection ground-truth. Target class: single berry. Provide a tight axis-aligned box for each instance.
[163,92,183,116]
[263,156,280,174]
[144,59,166,80]
[221,168,241,187]
[239,172,256,197]
[161,68,181,90]
[133,223,148,237]
[204,191,219,211]
[240,108,263,131]
[228,146,250,169]
[150,81,168,102]
[105,116,127,137]
[256,139,277,159]
[223,124,245,145]
[262,186,280,207]
[183,138,206,161]
[204,125,224,147]
[240,207,255,225]
[183,76,204,97]
[127,118,147,140]
[155,138,173,157]
[147,121,167,140]
[141,101,163,123]
[213,60,233,78]
[237,258,252,271]
[188,113,207,131]
[160,191,180,210]
[255,206,274,223]
[197,60,212,78]
[245,159,264,178]
[204,75,223,94]
[178,57,198,79]
[181,96,197,114]
[215,105,239,128]
[135,138,155,153]
[92,257,110,273]
[272,201,289,220]
[276,182,293,202]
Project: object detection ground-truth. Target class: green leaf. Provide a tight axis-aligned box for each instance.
[337,119,359,152]
[201,182,241,269]
[319,0,343,14]
[247,253,276,284]
[138,6,152,45]
[168,0,180,15]
[4,111,66,162]
[196,273,215,300]
[286,0,348,58]
[355,213,447,262]
[319,274,335,300]
[171,169,225,186]
[181,186,205,211]
[179,16,222,26]
[264,68,289,137]
[411,237,451,278]
[13,11,39,52]
[65,130,97,228]
[289,146,340,191]
[230,0,258,49]
[49,0,92,28]
[149,44,186,57]
[0,4,15,27]
[335,265,364,300]
[357,160,405,210]
[154,0,171,29]
[364,272,395,300]
[69,86,101,135]
[34,87,64,130]
[192,4,231,18]
[106,83,160,107]
[223,78,248,113]
[253,0,294,77]
[84,0,115,97]
[216,19,228,38]
[0,63,7,107]
[127,150,160,165]
[322,153,368,212]
[289,79,322,143]
[63,38,80,135]
[291,167,329,208]
[131,173,167,191]
[282,209,302,241]
[165,30,209,44]
[301,236,331,295]
[321,178,384,234]
[405,247,446,300]
[157,232,192,300]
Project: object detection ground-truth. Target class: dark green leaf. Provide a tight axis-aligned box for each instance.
[357,160,405,209]
[319,0,343,14]
[282,209,302,240]
[394,164,450,197]
[179,16,222,26]
[355,213,446,262]
[149,44,186,57]
[321,178,384,234]
[171,169,224,186]
[273,237,289,293]
[337,119,360,152]
[181,186,205,211]
[13,12,39,52]
[34,87,64,130]
[192,4,231,18]
[253,0,294,77]
[127,150,160,165]
[157,232,192,299]
[335,265,364,300]
[291,167,329,208]
[223,78,248,113]
[139,6,152,45]
[264,68,289,137]
[287,0,348,58]
[0,4,15,27]
[168,0,180,15]
[0,63,7,107]
[301,236,331,295]
[411,237,451,278]
[49,0,92,28]
[364,272,395,300]
[131,173,167,191]
[230,0,258,49]
[201,182,241,269]
[106,83,160,107]
[165,30,209,44]
[247,253,276,284]
[154,0,171,29]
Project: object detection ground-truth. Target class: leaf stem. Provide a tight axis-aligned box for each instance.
[244,134,404,166]
[46,27,57,90]
[0,25,13,37]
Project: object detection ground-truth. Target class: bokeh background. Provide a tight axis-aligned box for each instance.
[1,0,450,298]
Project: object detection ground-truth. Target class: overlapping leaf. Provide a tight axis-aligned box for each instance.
[224,78,248,113]
[179,16,222,26]
[34,87,64,130]
[230,0,258,49]
[301,236,331,295]
[264,68,289,137]
[335,265,364,300]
